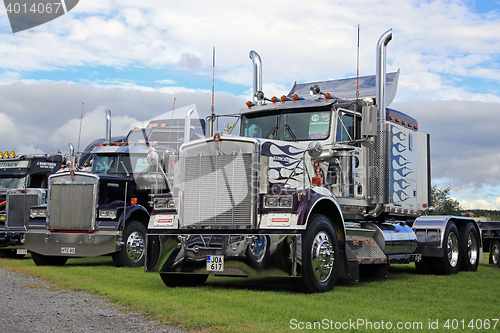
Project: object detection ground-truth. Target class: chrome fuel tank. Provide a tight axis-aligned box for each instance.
[364,222,417,255]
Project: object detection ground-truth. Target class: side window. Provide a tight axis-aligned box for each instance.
[335,111,362,145]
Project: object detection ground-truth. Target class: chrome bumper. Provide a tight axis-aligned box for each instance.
[145,233,300,277]
[25,230,120,257]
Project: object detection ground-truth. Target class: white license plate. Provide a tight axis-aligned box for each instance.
[61,247,76,254]
[206,255,224,272]
[16,249,27,255]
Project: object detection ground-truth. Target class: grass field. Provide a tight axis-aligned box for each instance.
[0,254,499,332]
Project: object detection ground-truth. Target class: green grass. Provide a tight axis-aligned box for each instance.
[0,254,499,332]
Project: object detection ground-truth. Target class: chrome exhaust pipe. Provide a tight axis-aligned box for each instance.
[376,29,392,124]
[184,106,195,144]
[249,50,263,105]
[105,110,111,145]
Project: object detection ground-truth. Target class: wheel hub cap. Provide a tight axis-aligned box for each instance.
[447,232,459,268]
[126,231,145,262]
[311,232,334,282]
[467,232,478,265]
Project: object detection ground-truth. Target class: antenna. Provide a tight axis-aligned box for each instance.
[172,97,176,110]
[356,24,360,102]
[211,47,217,131]
[77,102,84,153]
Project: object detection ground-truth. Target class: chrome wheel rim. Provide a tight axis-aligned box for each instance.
[248,236,267,262]
[447,232,459,268]
[126,231,145,262]
[311,231,334,282]
[492,243,500,265]
[467,232,478,265]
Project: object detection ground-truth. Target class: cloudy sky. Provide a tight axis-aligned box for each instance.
[0,0,499,210]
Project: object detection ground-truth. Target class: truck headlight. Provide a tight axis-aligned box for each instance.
[264,195,293,208]
[30,208,47,218]
[154,198,175,210]
[99,209,117,219]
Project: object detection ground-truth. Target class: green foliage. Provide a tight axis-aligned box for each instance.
[1,255,500,332]
[465,209,500,221]
[430,186,462,215]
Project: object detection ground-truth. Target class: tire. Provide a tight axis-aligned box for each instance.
[433,222,460,275]
[490,240,500,268]
[459,222,479,271]
[299,214,339,293]
[415,256,434,275]
[31,252,68,266]
[160,273,208,287]
[112,220,147,267]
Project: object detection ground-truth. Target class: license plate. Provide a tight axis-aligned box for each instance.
[206,255,224,272]
[16,249,27,255]
[61,247,76,254]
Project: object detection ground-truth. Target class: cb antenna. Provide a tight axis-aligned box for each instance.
[211,47,217,130]
[77,102,84,153]
[356,24,360,102]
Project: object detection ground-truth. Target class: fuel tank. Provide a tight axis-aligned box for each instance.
[364,222,417,255]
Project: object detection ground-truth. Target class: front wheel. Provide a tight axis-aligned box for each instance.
[459,222,479,271]
[490,240,500,267]
[31,252,68,266]
[433,222,460,275]
[299,214,339,293]
[112,220,146,267]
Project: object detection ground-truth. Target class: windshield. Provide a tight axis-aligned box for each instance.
[0,176,26,194]
[92,154,149,175]
[241,107,332,141]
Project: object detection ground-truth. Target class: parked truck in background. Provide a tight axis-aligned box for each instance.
[25,106,205,267]
[478,221,500,267]
[0,152,63,258]
[145,30,481,293]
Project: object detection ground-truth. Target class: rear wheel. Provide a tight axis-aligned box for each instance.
[299,214,339,293]
[31,252,68,266]
[433,222,460,275]
[112,220,146,267]
[160,273,208,287]
[490,240,500,267]
[459,222,479,271]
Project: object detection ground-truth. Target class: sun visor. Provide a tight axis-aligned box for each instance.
[288,70,399,106]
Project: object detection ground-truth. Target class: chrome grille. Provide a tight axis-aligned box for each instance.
[48,181,96,230]
[6,193,38,228]
[183,152,253,228]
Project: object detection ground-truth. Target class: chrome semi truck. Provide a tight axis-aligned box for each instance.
[0,152,63,258]
[25,106,205,267]
[145,30,480,293]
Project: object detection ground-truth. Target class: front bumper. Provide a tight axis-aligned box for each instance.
[24,229,120,257]
[145,232,301,277]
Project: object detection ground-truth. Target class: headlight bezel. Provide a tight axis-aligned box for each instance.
[263,195,294,209]
[30,207,47,219]
[98,209,117,219]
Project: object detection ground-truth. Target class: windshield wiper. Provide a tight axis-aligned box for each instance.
[265,117,280,139]
[120,160,130,176]
[284,115,297,142]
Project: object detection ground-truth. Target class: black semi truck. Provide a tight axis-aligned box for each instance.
[0,152,63,258]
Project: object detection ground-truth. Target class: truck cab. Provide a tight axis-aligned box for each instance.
[0,152,63,258]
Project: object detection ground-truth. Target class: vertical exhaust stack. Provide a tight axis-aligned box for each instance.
[184,106,195,144]
[373,29,393,206]
[105,110,111,145]
[249,50,263,105]
[376,29,392,124]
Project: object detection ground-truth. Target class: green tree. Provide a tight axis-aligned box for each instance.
[430,185,462,215]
